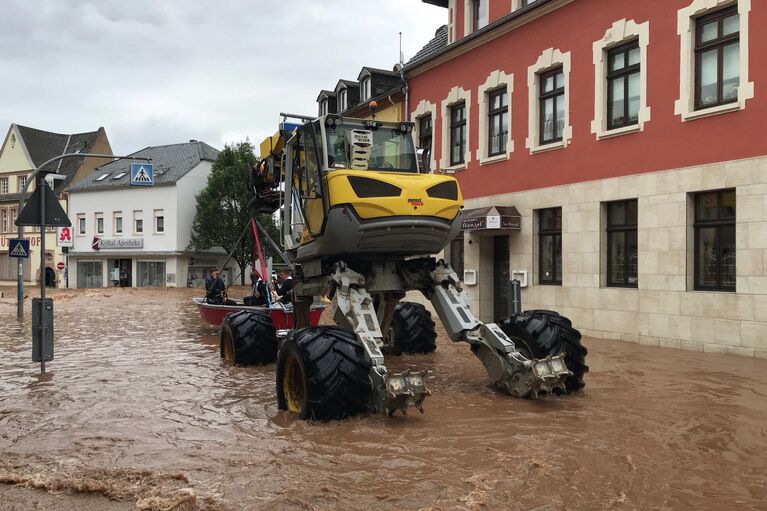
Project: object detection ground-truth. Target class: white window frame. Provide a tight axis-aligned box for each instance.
[0,177,8,194]
[154,209,165,234]
[411,98,438,173]
[133,210,143,235]
[95,212,104,235]
[1,208,7,233]
[18,175,27,192]
[361,77,372,101]
[477,70,514,165]
[113,211,123,235]
[526,48,572,154]
[591,19,651,140]
[320,99,328,116]
[448,0,456,43]
[440,86,472,172]
[338,88,347,111]
[512,0,537,10]
[675,0,753,121]
[77,214,85,236]
[464,0,489,35]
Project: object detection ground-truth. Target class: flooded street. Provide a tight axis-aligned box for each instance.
[1,288,766,510]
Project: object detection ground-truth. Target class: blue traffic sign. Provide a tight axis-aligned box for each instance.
[130,163,154,186]
[9,239,30,259]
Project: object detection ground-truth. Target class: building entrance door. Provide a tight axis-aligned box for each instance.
[493,235,510,321]
[109,259,132,287]
[44,267,56,288]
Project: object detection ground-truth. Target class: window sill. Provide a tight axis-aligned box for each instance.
[479,154,509,166]
[442,163,467,173]
[690,287,736,294]
[682,102,740,122]
[596,124,640,140]
[530,141,564,155]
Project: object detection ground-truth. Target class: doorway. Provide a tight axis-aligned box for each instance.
[493,235,510,321]
[44,267,56,288]
[109,259,133,287]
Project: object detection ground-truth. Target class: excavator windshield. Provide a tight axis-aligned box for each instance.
[325,119,418,173]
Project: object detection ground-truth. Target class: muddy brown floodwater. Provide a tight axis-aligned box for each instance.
[1,287,766,511]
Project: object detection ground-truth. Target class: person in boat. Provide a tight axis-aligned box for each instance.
[274,269,293,305]
[205,268,236,305]
[244,272,269,306]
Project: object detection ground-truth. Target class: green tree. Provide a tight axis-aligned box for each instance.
[189,140,279,285]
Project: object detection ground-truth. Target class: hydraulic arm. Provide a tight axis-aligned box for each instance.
[328,257,572,415]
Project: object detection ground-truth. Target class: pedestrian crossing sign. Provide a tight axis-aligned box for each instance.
[9,239,30,259]
[130,163,154,186]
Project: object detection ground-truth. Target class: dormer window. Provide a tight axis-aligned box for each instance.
[361,77,372,101]
[471,0,488,32]
[320,99,329,116]
[339,88,348,111]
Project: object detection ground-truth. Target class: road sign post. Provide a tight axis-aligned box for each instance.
[13,151,149,374]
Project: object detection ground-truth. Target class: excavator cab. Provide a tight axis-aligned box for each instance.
[280,114,463,263]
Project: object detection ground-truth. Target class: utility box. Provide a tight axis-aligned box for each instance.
[32,298,54,362]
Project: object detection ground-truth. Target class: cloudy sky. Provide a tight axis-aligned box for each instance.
[0,0,446,155]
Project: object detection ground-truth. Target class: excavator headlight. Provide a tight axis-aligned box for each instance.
[348,176,402,198]
[426,181,458,200]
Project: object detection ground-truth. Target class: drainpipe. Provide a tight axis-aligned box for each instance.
[401,79,409,123]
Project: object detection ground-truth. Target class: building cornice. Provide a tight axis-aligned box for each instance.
[406,0,574,78]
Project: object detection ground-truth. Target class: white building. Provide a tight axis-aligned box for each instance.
[66,141,232,288]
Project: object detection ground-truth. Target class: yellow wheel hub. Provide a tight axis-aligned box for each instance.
[283,354,305,414]
[223,333,235,363]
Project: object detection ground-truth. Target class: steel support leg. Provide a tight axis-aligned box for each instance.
[425,260,571,398]
[330,262,430,415]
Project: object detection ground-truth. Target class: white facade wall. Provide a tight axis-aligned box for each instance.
[66,161,229,289]
[462,155,767,359]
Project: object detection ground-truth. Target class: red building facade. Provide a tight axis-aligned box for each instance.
[405,0,767,357]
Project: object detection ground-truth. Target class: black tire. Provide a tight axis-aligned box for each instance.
[220,310,277,365]
[499,310,588,393]
[276,326,372,420]
[386,302,437,355]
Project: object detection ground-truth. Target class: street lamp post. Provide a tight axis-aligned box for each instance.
[16,153,150,321]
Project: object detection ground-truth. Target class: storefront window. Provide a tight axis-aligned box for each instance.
[606,199,638,287]
[138,261,166,287]
[77,261,103,288]
[538,207,562,285]
[694,189,735,291]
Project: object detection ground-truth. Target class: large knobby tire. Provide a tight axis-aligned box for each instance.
[220,310,277,365]
[386,302,437,355]
[276,326,372,420]
[499,310,588,393]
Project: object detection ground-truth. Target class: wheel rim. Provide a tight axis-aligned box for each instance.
[223,332,235,363]
[283,354,305,413]
[509,336,534,360]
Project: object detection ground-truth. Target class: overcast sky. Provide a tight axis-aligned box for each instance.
[0,0,446,155]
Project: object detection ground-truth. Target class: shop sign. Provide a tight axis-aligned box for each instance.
[98,238,144,249]
[461,215,520,231]
[1,236,42,248]
[57,227,74,248]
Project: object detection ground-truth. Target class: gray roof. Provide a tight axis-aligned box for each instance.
[406,25,448,68]
[68,141,219,192]
[14,124,107,192]
[357,66,400,80]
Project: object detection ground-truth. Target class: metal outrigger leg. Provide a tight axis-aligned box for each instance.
[329,262,430,416]
[424,260,571,398]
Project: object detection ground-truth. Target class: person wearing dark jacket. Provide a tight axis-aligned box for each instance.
[205,268,236,305]
[246,272,269,306]
[275,269,293,305]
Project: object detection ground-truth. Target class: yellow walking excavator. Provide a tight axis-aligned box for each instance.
[219,111,587,420]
